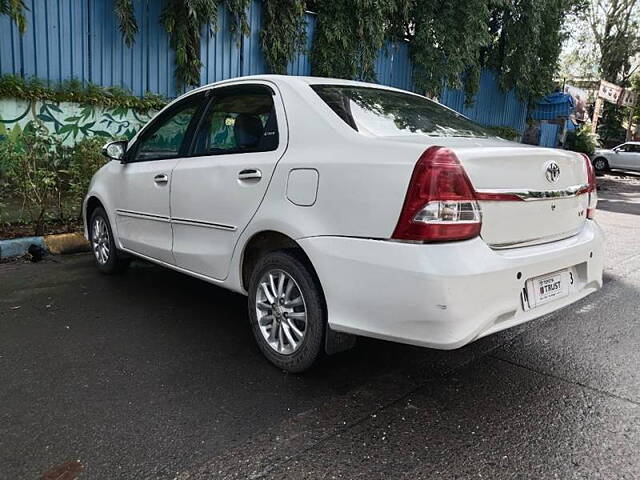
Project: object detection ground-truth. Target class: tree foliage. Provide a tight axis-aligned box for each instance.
[260,0,307,74]
[1,0,579,101]
[409,0,491,98]
[310,0,404,82]
[586,0,640,83]
[0,0,27,33]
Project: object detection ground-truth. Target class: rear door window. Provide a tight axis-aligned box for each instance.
[191,84,278,156]
[311,85,490,138]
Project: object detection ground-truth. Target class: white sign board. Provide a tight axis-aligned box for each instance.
[598,80,637,107]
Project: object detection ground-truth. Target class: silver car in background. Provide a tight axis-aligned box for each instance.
[592,142,640,172]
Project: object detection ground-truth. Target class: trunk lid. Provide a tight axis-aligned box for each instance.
[385,136,591,248]
[455,143,589,248]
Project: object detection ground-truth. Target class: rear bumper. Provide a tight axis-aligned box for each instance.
[299,220,603,349]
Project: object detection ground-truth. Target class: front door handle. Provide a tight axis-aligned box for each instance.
[238,169,262,180]
[154,174,168,184]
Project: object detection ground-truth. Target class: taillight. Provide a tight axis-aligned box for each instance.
[392,147,481,242]
[579,153,597,219]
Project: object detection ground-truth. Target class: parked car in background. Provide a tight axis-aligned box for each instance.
[84,75,603,372]
[592,141,640,172]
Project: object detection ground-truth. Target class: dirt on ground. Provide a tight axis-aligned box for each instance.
[0,218,83,240]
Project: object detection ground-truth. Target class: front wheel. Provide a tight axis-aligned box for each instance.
[593,157,609,172]
[247,251,326,373]
[89,207,130,274]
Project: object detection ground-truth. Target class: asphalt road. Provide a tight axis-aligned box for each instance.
[1,173,639,479]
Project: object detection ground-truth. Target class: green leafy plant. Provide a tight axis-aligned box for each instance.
[565,123,598,155]
[0,75,167,113]
[66,137,109,216]
[260,0,307,74]
[1,122,68,235]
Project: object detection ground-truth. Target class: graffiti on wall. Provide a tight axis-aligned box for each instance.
[0,98,158,144]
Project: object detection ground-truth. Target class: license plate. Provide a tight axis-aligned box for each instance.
[526,270,570,308]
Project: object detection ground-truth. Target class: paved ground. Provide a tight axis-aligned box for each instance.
[1,172,639,479]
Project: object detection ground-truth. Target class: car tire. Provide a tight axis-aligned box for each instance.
[247,250,325,373]
[593,157,609,172]
[89,207,130,274]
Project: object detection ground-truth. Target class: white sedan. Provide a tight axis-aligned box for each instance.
[84,75,603,372]
[593,141,640,172]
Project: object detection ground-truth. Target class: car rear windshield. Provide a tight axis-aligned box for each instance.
[311,85,490,138]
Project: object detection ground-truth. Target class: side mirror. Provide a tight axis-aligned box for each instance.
[102,140,128,162]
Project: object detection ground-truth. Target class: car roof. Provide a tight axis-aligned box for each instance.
[190,74,421,97]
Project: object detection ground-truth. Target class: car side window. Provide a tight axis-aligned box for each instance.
[131,94,204,162]
[628,144,640,153]
[191,85,278,156]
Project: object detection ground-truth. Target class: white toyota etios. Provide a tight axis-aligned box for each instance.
[84,75,603,372]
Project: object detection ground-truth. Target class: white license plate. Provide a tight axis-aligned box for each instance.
[526,270,570,308]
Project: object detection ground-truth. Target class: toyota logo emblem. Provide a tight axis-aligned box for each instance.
[545,161,560,183]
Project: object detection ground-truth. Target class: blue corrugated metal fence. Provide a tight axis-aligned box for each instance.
[439,70,528,133]
[0,0,528,132]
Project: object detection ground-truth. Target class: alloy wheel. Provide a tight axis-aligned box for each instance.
[255,269,307,355]
[91,217,111,265]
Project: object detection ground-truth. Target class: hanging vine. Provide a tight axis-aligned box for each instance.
[0,0,27,33]
[114,0,138,46]
[409,0,491,99]
[160,0,219,87]
[310,0,400,82]
[260,0,307,74]
[224,0,251,35]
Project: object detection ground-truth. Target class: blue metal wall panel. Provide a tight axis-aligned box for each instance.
[0,0,88,83]
[440,70,528,133]
[0,10,21,75]
[374,41,413,91]
[242,0,266,76]
[200,7,242,88]
[539,123,559,147]
[0,0,529,133]
[286,12,315,76]
[146,0,175,97]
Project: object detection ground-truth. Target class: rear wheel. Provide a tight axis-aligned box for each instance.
[248,251,325,372]
[593,157,609,172]
[89,207,130,274]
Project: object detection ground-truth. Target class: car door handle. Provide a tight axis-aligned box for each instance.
[238,169,262,180]
[154,174,169,184]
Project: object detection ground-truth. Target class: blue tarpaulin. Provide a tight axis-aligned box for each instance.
[531,92,575,120]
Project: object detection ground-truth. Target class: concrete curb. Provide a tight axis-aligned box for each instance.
[0,236,47,260]
[0,232,89,260]
[44,232,90,255]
